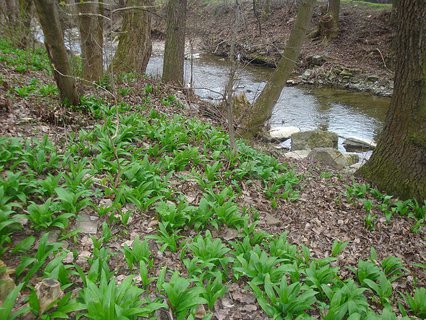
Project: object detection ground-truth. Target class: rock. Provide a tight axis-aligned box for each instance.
[76,250,91,266]
[340,69,353,78]
[269,126,300,140]
[223,228,239,241]
[367,75,379,82]
[291,130,338,151]
[350,162,363,170]
[195,304,206,319]
[284,150,310,160]
[0,260,15,304]
[265,213,281,226]
[75,213,98,234]
[245,304,258,312]
[35,278,64,314]
[344,161,364,174]
[343,152,360,165]
[343,137,376,152]
[47,230,60,243]
[63,252,74,264]
[307,148,348,169]
[286,79,298,86]
[99,198,113,208]
[308,55,327,66]
[302,69,313,80]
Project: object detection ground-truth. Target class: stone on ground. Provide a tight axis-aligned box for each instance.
[284,150,310,160]
[307,148,348,169]
[291,130,338,151]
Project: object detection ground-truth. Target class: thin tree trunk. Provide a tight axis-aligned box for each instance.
[111,0,152,74]
[33,0,79,105]
[263,0,271,20]
[357,0,426,202]
[162,0,187,86]
[77,0,104,82]
[238,0,316,138]
[391,0,398,24]
[328,0,340,38]
[5,0,18,27]
[17,0,33,49]
[224,0,241,152]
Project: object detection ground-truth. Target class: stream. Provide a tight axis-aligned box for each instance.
[147,52,390,151]
[35,28,390,151]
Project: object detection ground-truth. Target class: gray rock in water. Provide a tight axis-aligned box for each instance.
[307,148,348,169]
[343,137,376,152]
[269,126,300,140]
[291,130,338,151]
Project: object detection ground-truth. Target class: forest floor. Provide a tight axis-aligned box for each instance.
[0,38,425,319]
[153,1,395,96]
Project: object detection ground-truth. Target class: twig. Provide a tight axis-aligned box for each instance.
[375,48,392,73]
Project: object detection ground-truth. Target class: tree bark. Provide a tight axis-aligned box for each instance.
[162,0,187,86]
[357,0,426,202]
[328,0,340,38]
[5,0,18,27]
[77,0,104,82]
[316,0,339,40]
[33,0,79,105]
[111,0,152,74]
[263,0,271,20]
[18,0,33,49]
[238,0,316,138]
[391,0,398,24]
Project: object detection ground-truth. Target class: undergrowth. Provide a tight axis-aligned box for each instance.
[0,38,425,319]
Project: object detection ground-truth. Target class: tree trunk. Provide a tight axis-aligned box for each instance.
[238,0,316,138]
[18,0,33,49]
[316,0,339,40]
[77,0,104,82]
[111,0,152,74]
[391,0,398,24]
[162,0,187,86]
[263,0,271,20]
[5,0,18,27]
[328,0,340,38]
[33,0,79,106]
[357,0,426,202]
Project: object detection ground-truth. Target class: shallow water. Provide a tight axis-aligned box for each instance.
[147,53,390,144]
[35,26,390,144]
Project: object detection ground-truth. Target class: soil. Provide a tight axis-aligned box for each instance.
[153,1,395,96]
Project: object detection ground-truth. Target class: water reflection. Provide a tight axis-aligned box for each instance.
[148,52,391,142]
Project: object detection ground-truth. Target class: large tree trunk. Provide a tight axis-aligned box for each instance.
[357,0,426,202]
[162,0,187,86]
[77,0,104,82]
[111,0,152,74]
[33,0,79,105]
[238,0,316,138]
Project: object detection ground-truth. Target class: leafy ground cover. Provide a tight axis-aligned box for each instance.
[0,39,425,319]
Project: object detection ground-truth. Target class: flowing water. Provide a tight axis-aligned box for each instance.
[147,53,390,146]
[34,27,390,146]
